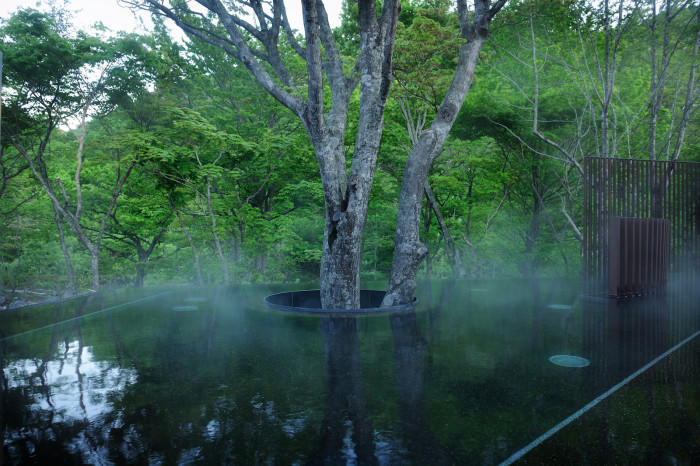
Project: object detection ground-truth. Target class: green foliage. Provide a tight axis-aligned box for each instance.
[1,1,697,296]
[392,4,462,118]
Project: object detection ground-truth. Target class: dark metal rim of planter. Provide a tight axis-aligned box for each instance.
[263,289,417,315]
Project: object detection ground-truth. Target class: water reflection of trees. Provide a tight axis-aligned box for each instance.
[310,282,453,463]
[98,289,325,464]
[390,311,453,464]
[1,294,113,463]
[310,317,375,464]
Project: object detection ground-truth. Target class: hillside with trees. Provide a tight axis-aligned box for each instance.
[1,0,697,307]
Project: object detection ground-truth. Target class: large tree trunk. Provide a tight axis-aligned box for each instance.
[134,247,149,288]
[138,0,399,309]
[318,143,364,309]
[135,262,145,288]
[423,198,433,280]
[312,0,400,309]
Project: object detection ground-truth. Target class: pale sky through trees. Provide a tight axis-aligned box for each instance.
[0,0,343,38]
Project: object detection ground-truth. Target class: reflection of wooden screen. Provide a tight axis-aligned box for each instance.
[608,217,670,297]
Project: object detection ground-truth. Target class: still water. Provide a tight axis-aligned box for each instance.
[1,281,698,464]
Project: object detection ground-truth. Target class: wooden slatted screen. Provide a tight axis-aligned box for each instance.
[584,157,700,296]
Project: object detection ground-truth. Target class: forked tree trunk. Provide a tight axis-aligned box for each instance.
[310,0,400,309]
[136,0,402,308]
[384,0,506,306]
[18,86,132,292]
[133,231,164,287]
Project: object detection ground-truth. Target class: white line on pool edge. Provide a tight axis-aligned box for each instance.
[0,291,173,342]
[500,329,700,465]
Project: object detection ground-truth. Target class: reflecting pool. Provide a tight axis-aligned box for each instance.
[1,281,698,464]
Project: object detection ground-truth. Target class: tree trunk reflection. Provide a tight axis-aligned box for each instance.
[311,317,375,465]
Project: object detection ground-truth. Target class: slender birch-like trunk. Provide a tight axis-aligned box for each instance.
[205,178,228,284]
[53,206,76,294]
[384,0,507,306]
[170,197,204,287]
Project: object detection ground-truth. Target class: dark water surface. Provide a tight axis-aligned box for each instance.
[1,281,698,464]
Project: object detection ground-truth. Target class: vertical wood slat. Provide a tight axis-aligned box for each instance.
[644,160,649,217]
[680,162,684,277]
[594,157,598,286]
[584,157,589,290]
[696,165,699,279]
[672,163,676,274]
[634,160,639,217]
[597,158,600,286]
[603,157,608,290]
[584,157,590,288]
[601,157,605,287]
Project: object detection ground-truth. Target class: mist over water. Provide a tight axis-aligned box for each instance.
[1,277,696,463]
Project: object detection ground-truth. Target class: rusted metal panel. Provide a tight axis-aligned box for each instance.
[608,217,670,297]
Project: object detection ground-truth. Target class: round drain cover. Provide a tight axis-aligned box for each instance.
[549,355,590,368]
[172,305,199,311]
[547,304,573,310]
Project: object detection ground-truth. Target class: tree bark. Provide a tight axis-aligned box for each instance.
[53,207,76,295]
[133,230,165,287]
[135,261,145,288]
[89,249,99,291]
[313,0,400,309]
[422,198,433,280]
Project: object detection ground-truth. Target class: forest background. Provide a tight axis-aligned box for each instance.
[1,0,698,305]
